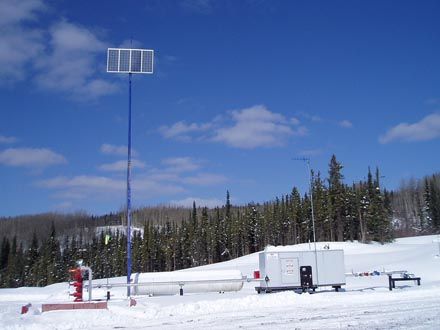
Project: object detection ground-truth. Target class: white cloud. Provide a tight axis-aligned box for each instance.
[169,197,224,208]
[52,201,73,210]
[379,113,440,144]
[158,121,211,141]
[118,39,143,49]
[39,175,123,191]
[34,21,118,99]
[147,171,227,186]
[134,178,186,195]
[181,173,227,186]
[99,159,146,172]
[0,1,118,99]
[0,27,43,82]
[147,172,180,182]
[149,157,226,186]
[0,135,17,144]
[38,152,225,204]
[213,105,306,148]
[290,117,301,125]
[161,157,201,172]
[311,115,322,122]
[0,0,45,26]
[298,112,322,123]
[231,105,286,122]
[160,105,307,149]
[0,0,45,83]
[339,120,353,128]
[100,144,138,157]
[38,174,185,200]
[0,147,66,168]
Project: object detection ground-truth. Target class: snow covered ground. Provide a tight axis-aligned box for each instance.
[1,235,439,329]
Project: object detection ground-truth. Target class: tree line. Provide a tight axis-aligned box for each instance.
[1,155,439,288]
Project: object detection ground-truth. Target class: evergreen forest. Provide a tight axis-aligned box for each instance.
[1,155,439,288]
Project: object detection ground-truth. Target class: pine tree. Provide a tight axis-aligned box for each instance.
[246,203,260,253]
[423,178,433,231]
[312,171,329,241]
[115,230,126,276]
[189,201,200,266]
[428,175,440,231]
[279,195,289,245]
[355,181,369,243]
[24,231,39,286]
[36,222,63,286]
[141,224,151,272]
[207,210,219,264]
[199,208,209,265]
[328,155,345,241]
[344,185,358,241]
[131,230,143,274]
[0,237,10,287]
[271,197,282,245]
[180,220,192,268]
[220,191,232,260]
[289,188,302,244]
[302,193,313,243]
[5,236,23,287]
[365,168,393,243]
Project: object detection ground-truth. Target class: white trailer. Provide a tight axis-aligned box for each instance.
[255,249,345,293]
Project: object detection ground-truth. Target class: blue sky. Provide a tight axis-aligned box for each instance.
[1,0,440,216]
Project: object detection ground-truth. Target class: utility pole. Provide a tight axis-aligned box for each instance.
[107,48,154,297]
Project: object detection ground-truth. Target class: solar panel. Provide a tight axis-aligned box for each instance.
[131,50,142,73]
[120,50,130,72]
[107,49,119,72]
[141,50,154,73]
[107,48,154,74]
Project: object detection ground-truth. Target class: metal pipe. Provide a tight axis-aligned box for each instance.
[91,277,248,289]
[437,234,440,256]
[81,266,93,301]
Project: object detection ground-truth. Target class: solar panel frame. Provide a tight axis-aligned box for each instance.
[107,48,154,74]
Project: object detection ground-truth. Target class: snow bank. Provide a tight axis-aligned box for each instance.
[1,235,439,329]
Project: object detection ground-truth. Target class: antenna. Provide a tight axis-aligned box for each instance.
[293,157,319,287]
[107,47,154,297]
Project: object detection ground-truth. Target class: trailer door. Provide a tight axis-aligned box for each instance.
[280,257,299,285]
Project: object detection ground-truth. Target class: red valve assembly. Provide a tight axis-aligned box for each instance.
[69,268,83,302]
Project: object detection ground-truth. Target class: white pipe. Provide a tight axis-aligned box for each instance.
[133,270,244,296]
[91,276,260,290]
[81,266,92,301]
